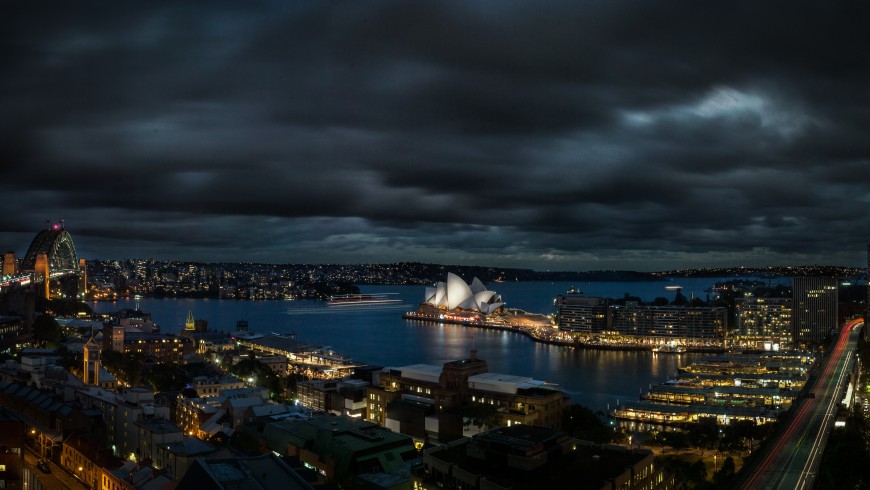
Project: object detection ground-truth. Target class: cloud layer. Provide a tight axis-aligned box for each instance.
[2,1,869,270]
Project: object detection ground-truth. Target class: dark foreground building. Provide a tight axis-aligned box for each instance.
[0,409,25,490]
[178,453,317,490]
[423,425,677,490]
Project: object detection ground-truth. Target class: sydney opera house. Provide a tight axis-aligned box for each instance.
[407,273,553,328]
[423,273,504,314]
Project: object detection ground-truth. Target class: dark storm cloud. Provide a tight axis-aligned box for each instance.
[1,0,869,269]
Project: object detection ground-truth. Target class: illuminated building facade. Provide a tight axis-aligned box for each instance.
[735,298,793,349]
[184,310,195,331]
[83,337,102,385]
[61,435,123,490]
[2,251,16,276]
[191,375,245,397]
[422,273,504,314]
[609,305,727,343]
[866,244,870,342]
[75,387,171,459]
[103,326,192,364]
[297,378,368,418]
[0,316,23,354]
[367,352,565,442]
[555,298,727,346]
[555,295,609,333]
[792,277,838,344]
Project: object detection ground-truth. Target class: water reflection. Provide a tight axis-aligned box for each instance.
[93,282,713,412]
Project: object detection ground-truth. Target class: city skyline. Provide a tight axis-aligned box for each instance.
[2,2,869,271]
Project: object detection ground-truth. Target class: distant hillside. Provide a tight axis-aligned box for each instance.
[361,263,661,284]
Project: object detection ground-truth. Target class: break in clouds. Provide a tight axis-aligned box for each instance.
[1,1,869,270]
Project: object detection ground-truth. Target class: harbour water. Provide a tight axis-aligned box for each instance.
[91,278,779,412]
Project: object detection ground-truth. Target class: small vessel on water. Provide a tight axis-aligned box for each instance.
[327,293,402,307]
[566,286,583,295]
[652,344,687,354]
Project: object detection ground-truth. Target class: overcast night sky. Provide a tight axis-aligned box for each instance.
[2,1,869,271]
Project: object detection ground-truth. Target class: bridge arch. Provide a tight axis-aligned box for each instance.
[21,228,79,274]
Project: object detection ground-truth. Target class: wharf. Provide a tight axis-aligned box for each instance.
[402,311,724,353]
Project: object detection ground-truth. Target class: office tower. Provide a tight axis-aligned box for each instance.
[555,295,609,333]
[735,298,792,350]
[792,277,838,344]
[866,244,870,342]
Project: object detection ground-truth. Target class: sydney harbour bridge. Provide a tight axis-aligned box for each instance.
[1,222,85,300]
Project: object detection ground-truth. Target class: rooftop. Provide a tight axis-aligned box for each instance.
[393,364,443,383]
[178,453,314,490]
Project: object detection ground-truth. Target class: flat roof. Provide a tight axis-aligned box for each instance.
[648,385,800,398]
[198,454,313,490]
[396,364,443,383]
[467,372,550,394]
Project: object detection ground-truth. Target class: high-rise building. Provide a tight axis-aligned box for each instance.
[735,298,793,350]
[609,304,727,342]
[792,277,838,344]
[555,295,609,333]
[865,244,870,342]
[555,297,727,347]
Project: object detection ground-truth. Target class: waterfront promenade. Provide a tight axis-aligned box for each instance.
[402,309,725,353]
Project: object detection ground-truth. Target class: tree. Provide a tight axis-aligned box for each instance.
[230,358,284,399]
[661,430,689,452]
[58,348,81,372]
[562,404,614,443]
[33,314,63,347]
[689,459,708,486]
[688,417,719,449]
[662,456,708,489]
[100,350,144,386]
[145,364,192,392]
[712,456,736,486]
[36,298,92,316]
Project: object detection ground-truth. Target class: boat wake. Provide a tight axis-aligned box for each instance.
[284,303,411,315]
